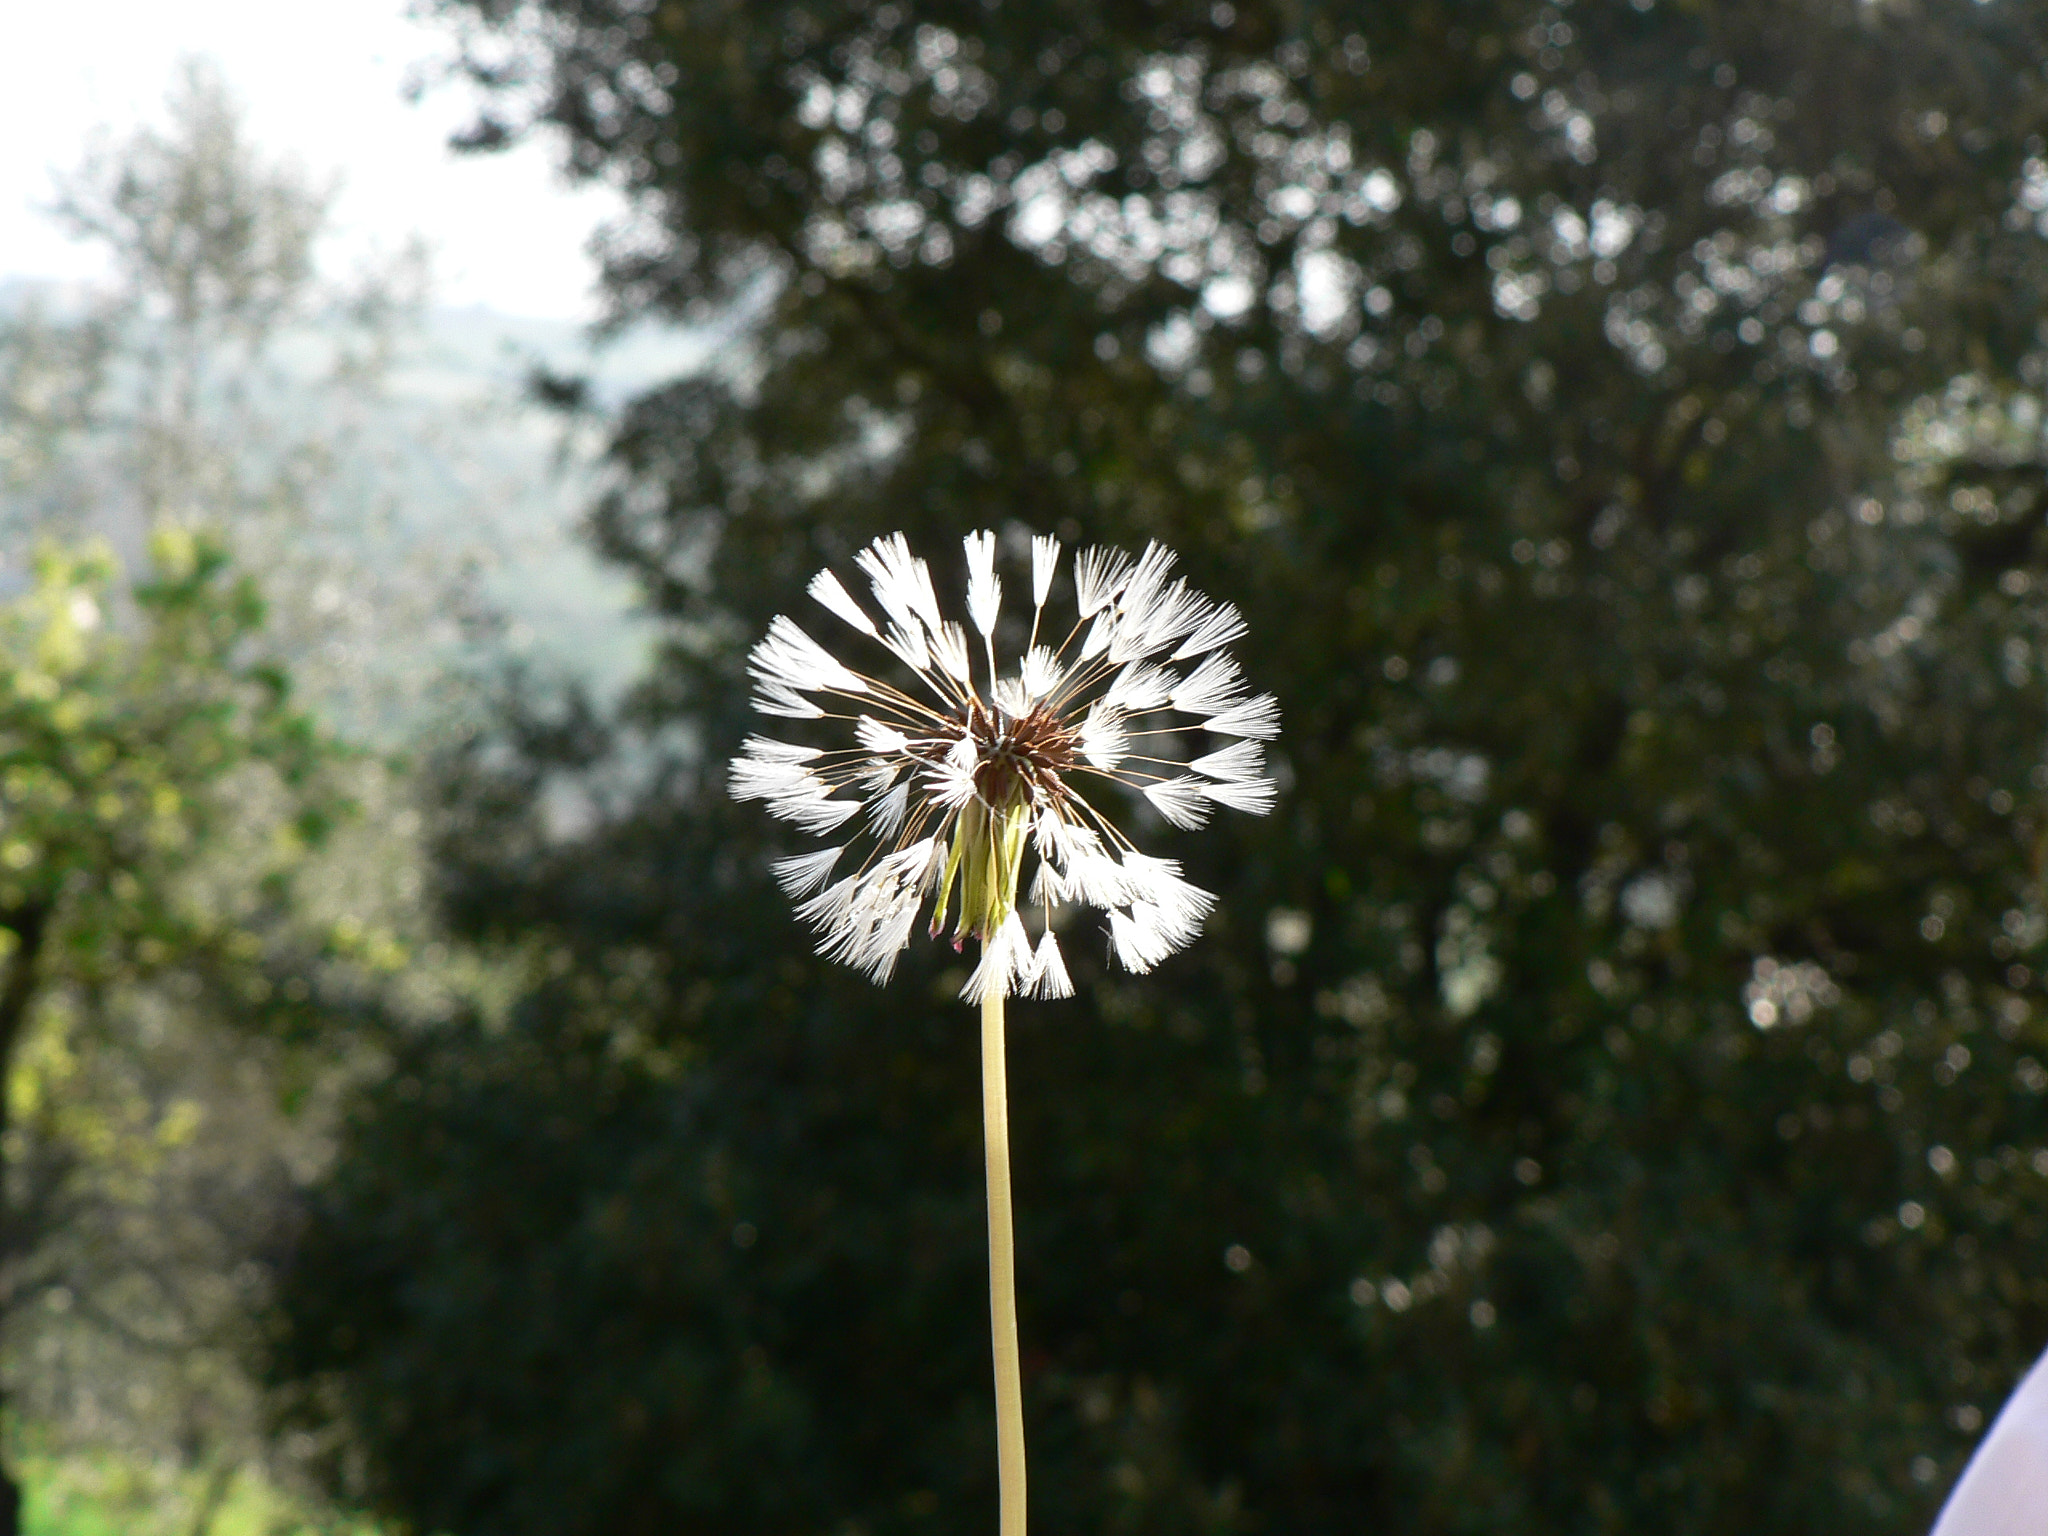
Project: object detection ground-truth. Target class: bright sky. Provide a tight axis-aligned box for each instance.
[1,0,618,320]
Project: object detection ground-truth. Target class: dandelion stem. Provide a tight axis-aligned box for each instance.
[981,982,1027,1536]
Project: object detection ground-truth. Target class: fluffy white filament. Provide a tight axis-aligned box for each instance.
[1074,546,1133,618]
[809,569,878,637]
[1030,534,1061,610]
[1020,645,1065,700]
[1171,651,1247,718]
[1190,739,1265,781]
[1142,777,1213,830]
[1203,693,1282,740]
[771,844,844,897]
[965,529,1002,637]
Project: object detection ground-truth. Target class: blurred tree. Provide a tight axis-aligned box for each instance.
[276,1,2048,1533]
[6,57,477,741]
[0,532,335,1536]
[0,65,473,1535]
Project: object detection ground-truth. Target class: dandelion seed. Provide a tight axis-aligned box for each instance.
[965,528,1003,637]
[1028,931,1073,1000]
[1202,692,1282,740]
[770,844,844,897]
[1104,661,1175,714]
[809,568,879,637]
[932,621,974,684]
[1143,776,1214,830]
[1020,645,1065,700]
[1201,776,1278,815]
[1170,650,1247,718]
[1190,739,1265,781]
[1074,545,1134,618]
[1172,600,1247,661]
[1079,709,1126,773]
[1030,534,1061,610]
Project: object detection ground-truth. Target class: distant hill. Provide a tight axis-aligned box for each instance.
[370,301,711,708]
[0,277,711,719]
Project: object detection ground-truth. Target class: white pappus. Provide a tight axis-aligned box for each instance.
[729,529,1279,1001]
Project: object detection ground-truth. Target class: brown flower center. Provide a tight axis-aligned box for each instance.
[968,700,1078,809]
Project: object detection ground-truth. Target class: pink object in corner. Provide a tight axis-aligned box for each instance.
[1933,1348,2048,1536]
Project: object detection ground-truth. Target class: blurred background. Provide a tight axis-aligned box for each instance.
[5,0,2048,1532]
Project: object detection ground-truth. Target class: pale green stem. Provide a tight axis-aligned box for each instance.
[981,983,1027,1536]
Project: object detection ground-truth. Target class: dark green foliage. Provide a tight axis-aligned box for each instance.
[276,1,2048,1530]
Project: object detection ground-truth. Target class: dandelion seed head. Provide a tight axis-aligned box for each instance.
[730,529,1278,997]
